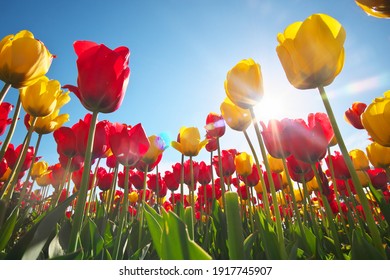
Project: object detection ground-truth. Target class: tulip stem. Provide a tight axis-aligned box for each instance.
[190,156,196,224]
[318,86,385,257]
[180,154,184,206]
[0,83,11,104]
[18,133,43,207]
[138,164,149,251]
[113,164,130,260]
[210,151,216,201]
[1,116,37,203]
[216,137,226,209]
[243,129,271,220]
[0,96,22,162]
[249,107,287,259]
[68,110,99,253]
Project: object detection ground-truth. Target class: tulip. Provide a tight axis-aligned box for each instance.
[282,113,333,164]
[361,90,390,147]
[129,170,146,190]
[205,133,218,152]
[349,149,369,171]
[326,151,351,180]
[53,127,78,158]
[267,154,284,173]
[355,0,390,18]
[205,112,225,138]
[224,58,264,109]
[234,152,253,177]
[163,170,180,191]
[0,30,53,89]
[261,119,291,159]
[96,171,114,191]
[128,191,139,204]
[31,160,50,180]
[198,161,212,186]
[246,164,261,187]
[0,158,8,179]
[366,141,390,168]
[276,13,345,89]
[212,149,237,178]
[367,168,388,190]
[220,97,251,132]
[344,102,367,130]
[20,77,65,117]
[141,135,167,165]
[63,40,130,113]
[0,102,13,136]
[171,126,207,157]
[72,114,110,159]
[109,123,150,167]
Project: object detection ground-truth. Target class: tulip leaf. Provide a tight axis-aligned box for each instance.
[367,184,390,226]
[224,192,245,260]
[351,229,385,260]
[243,232,257,259]
[184,206,194,240]
[0,206,19,251]
[4,193,76,260]
[254,210,282,260]
[143,204,163,257]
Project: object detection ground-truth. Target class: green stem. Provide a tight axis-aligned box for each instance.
[138,164,149,250]
[1,116,37,202]
[0,96,22,161]
[190,156,196,224]
[243,129,271,220]
[107,162,119,213]
[210,151,215,201]
[311,163,343,259]
[216,137,226,208]
[180,154,184,206]
[68,110,99,253]
[113,164,130,260]
[18,133,43,206]
[318,86,385,257]
[250,107,287,259]
[0,83,11,104]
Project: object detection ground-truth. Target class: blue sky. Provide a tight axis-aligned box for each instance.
[1,0,390,171]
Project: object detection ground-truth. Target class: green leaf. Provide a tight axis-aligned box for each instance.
[254,210,282,260]
[6,192,76,260]
[351,229,385,260]
[0,206,19,251]
[144,204,163,257]
[184,207,194,240]
[293,224,317,257]
[224,192,244,260]
[243,232,257,259]
[368,184,390,226]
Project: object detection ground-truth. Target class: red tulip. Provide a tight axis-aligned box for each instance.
[49,163,66,188]
[53,127,78,158]
[367,168,388,190]
[282,113,333,164]
[325,151,351,180]
[263,171,283,192]
[97,170,114,191]
[205,112,225,138]
[198,161,212,185]
[261,119,291,158]
[183,159,199,188]
[72,167,94,190]
[63,40,130,113]
[106,154,118,169]
[3,144,17,170]
[108,122,150,167]
[129,170,145,190]
[242,164,261,187]
[205,133,218,152]
[286,155,314,183]
[118,170,132,190]
[72,114,110,160]
[212,149,237,177]
[163,170,180,191]
[58,154,84,172]
[147,173,162,192]
[0,102,13,136]
[344,102,367,130]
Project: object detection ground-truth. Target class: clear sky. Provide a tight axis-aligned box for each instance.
[1,0,390,171]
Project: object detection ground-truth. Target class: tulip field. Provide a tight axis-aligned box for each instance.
[1,3,390,261]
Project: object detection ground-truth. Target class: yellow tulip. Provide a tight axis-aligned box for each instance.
[277,192,286,206]
[224,58,264,109]
[361,91,390,147]
[355,0,390,18]
[171,126,207,157]
[254,180,263,193]
[306,177,318,192]
[268,154,284,173]
[31,110,70,135]
[276,14,346,89]
[128,191,139,204]
[20,77,64,117]
[36,172,51,187]
[220,97,251,131]
[349,149,369,171]
[142,135,167,164]
[234,152,253,177]
[0,30,53,88]
[356,170,370,188]
[0,167,11,182]
[366,141,390,168]
[294,189,303,203]
[31,161,50,180]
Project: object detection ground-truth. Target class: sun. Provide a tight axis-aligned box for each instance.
[253,93,286,125]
